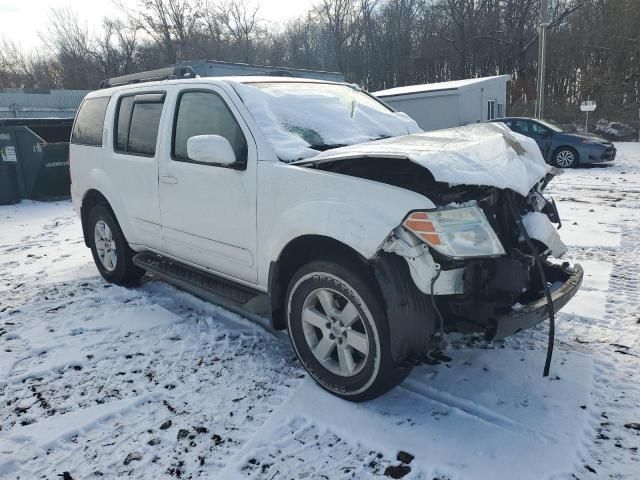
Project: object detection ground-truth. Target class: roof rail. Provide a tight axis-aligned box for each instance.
[99,66,197,89]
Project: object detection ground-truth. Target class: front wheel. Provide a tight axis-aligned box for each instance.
[286,260,411,401]
[88,204,145,285]
[553,147,578,168]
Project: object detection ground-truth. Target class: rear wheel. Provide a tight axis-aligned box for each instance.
[286,260,411,401]
[88,204,144,285]
[553,147,578,168]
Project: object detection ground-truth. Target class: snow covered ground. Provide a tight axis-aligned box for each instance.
[1,144,639,479]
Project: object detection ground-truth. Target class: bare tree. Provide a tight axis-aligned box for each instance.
[118,0,202,64]
[216,0,261,63]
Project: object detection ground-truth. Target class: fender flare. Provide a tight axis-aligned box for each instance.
[373,252,437,363]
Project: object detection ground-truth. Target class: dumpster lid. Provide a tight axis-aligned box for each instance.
[0,118,74,128]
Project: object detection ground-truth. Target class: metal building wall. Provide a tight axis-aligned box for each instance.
[0,89,89,119]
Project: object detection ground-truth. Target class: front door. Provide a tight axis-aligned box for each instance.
[528,121,553,158]
[158,86,258,283]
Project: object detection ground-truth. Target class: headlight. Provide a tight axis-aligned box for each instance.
[402,204,506,258]
[581,139,604,145]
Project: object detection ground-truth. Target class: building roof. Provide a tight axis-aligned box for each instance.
[0,89,89,119]
[373,75,511,98]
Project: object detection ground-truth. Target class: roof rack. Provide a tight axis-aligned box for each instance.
[99,66,197,89]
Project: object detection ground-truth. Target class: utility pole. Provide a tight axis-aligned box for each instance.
[536,0,549,119]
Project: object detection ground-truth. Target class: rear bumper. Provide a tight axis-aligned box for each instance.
[488,263,583,341]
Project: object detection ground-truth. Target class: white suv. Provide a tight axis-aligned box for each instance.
[70,68,583,401]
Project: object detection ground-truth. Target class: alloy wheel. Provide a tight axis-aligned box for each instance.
[94,220,117,271]
[301,287,370,377]
[556,149,575,167]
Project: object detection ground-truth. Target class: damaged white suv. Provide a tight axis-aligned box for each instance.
[70,68,583,401]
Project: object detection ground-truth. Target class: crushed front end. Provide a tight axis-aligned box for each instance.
[382,170,583,343]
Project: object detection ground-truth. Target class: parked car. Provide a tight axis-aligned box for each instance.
[70,68,583,401]
[488,117,616,168]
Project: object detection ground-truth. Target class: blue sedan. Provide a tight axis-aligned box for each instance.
[488,117,616,168]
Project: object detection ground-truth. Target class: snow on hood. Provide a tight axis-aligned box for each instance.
[293,122,552,196]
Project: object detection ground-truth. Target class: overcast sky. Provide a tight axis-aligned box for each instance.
[0,0,315,52]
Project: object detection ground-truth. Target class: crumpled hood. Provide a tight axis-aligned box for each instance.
[292,123,552,196]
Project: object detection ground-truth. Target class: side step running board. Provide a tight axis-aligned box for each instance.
[133,252,273,331]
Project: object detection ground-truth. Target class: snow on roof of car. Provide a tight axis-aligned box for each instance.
[374,75,511,98]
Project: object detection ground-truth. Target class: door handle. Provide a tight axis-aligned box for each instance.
[160,175,178,185]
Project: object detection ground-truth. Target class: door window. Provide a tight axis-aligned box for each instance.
[114,93,165,156]
[530,122,549,136]
[511,120,530,134]
[172,90,248,165]
[71,97,110,147]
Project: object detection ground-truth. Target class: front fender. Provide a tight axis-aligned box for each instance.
[257,162,435,286]
[267,200,402,262]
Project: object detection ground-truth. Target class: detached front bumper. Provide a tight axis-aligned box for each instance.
[488,262,584,341]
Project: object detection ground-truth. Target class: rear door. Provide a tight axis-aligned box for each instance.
[110,91,166,250]
[158,85,258,283]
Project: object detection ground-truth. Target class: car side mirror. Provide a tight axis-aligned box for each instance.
[186,135,236,165]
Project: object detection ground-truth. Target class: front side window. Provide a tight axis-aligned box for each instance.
[114,93,165,156]
[173,91,248,164]
[71,97,110,146]
[530,122,549,135]
[512,120,530,134]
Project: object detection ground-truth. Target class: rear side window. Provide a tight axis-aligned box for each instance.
[172,91,248,164]
[115,96,134,151]
[114,93,165,156]
[71,97,110,146]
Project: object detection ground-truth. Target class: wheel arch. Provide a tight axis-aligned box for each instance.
[268,235,376,331]
[80,189,119,247]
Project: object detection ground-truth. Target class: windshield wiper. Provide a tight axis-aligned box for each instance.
[309,144,348,152]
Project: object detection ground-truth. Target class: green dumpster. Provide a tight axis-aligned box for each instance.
[0,161,20,206]
[0,118,73,200]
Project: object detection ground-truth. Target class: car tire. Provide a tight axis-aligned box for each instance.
[88,204,145,285]
[553,147,578,168]
[286,260,412,401]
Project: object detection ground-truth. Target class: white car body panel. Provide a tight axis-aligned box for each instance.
[293,123,551,196]
[70,76,559,297]
[156,84,259,283]
[255,162,435,287]
[522,212,568,258]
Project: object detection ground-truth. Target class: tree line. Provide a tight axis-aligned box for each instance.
[1,0,639,124]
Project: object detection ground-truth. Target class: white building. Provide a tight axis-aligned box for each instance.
[373,75,511,132]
